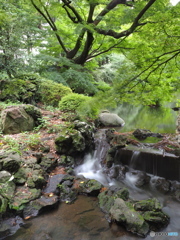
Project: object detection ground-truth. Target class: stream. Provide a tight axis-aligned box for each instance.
[4,105,180,240]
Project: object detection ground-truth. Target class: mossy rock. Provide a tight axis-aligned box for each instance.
[134,198,162,211]
[0,195,8,214]
[10,187,41,210]
[78,179,103,196]
[0,181,16,200]
[0,104,42,134]
[110,198,149,237]
[114,188,129,201]
[55,129,85,155]
[98,190,115,213]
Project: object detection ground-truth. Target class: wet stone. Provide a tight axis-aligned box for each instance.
[152,177,171,193]
[23,195,59,219]
[134,198,162,211]
[0,216,24,239]
[110,198,149,237]
[43,174,65,194]
[78,179,103,196]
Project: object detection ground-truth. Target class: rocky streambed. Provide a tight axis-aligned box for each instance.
[0,105,180,240]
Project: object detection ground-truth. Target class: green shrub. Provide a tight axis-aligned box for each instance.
[0,74,40,103]
[39,79,72,107]
[61,69,97,95]
[77,98,100,120]
[95,81,111,92]
[0,74,72,107]
[59,93,91,112]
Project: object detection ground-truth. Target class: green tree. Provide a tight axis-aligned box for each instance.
[111,1,180,105]
[0,0,43,77]
[29,0,161,66]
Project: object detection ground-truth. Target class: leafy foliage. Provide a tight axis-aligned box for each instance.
[0,74,72,107]
[59,93,91,112]
[39,79,72,107]
[0,0,44,77]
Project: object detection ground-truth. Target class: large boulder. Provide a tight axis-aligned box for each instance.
[0,104,42,134]
[98,187,170,237]
[110,198,149,237]
[97,111,125,127]
[55,121,95,156]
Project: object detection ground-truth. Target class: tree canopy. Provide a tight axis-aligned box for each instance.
[0,0,179,108]
[29,0,163,65]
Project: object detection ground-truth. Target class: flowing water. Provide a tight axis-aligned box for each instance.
[4,122,180,240]
[75,153,180,240]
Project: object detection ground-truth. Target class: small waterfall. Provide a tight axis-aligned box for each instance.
[75,129,111,186]
[75,153,110,185]
[129,150,140,169]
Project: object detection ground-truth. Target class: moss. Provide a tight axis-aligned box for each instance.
[134,198,162,211]
[98,190,115,213]
[0,195,8,214]
[114,188,129,201]
[142,211,170,224]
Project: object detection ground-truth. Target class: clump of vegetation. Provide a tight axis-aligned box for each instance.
[0,136,21,154]
[59,93,91,112]
[0,74,40,103]
[0,74,72,107]
[25,133,41,150]
[39,79,72,107]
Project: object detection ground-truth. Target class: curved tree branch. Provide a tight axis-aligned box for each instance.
[93,0,157,38]
[62,0,83,23]
[30,0,68,53]
[120,49,180,91]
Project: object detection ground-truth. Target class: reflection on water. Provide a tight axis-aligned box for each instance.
[5,195,134,240]
[115,104,177,133]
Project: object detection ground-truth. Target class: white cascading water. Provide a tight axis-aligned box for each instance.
[75,153,111,186]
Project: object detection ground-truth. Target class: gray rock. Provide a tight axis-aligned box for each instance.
[0,104,42,134]
[0,216,24,239]
[43,174,65,194]
[110,198,149,237]
[98,112,125,127]
[23,195,58,219]
[152,177,171,193]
